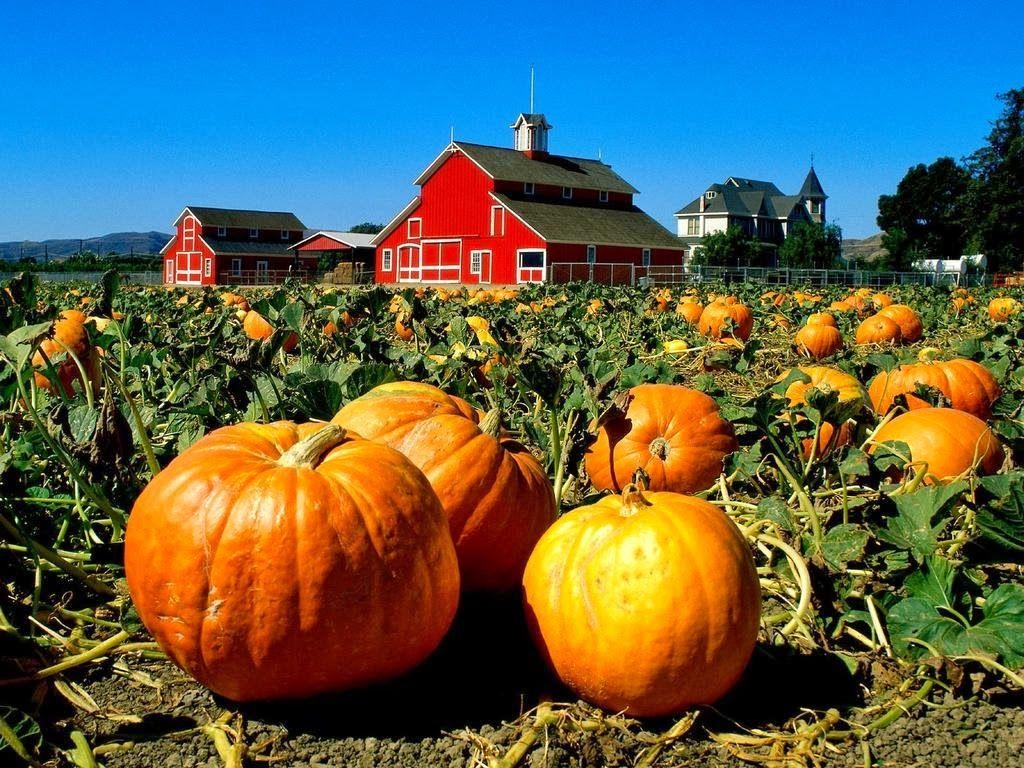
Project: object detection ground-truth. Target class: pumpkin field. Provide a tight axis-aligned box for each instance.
[2,271,1024,767]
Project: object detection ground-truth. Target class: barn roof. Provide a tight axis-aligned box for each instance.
[291,231,377,250]
[416,142,638,194]
[493,194,683,249]
[178,206,306,231]
[202,239,298,256]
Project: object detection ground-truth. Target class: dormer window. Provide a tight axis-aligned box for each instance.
[586,245,597,264]
[217,226,227,237]
[599,190,609,203]
[705,191,717,200]
[249,227,259,238]
[562,187,573,200]
[524,182,535,195]
[280,229,290,240]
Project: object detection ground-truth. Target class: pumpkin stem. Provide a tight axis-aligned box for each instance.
[620,483,653,517]
[479,407,503,438]
[278,425,348,469]
[648,437,671,461]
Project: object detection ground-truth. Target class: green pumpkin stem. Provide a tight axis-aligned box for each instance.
[479,407,503,438]
[620,483,653,517]
[279,425,348,469]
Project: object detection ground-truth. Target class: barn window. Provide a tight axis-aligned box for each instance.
[217,226,227,237]
[470,251,482,275]
[642,249,651,267]
[249,227,259,238]
[256,261,268,279]
[524,182,535,195]
[231,259,242,276]
[164,260,174,282]
[382,249,393,272]
[280,229,290,240]
[586,245,597,264]
[599,190,609,203]
[562,187,573,199]
[204,258,212,278]
[408,219,422,239]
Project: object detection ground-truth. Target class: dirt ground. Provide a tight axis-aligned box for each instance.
[45,593,1024,767]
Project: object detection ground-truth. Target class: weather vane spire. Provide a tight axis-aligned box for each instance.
[530,65,535,113]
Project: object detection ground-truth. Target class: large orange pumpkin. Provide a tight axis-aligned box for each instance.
[584,384,738,494]
[522,485,761,716]
[988,297,1021,322]
[124,422,460,702]
[675,300,704,324]
[876,304,923,343]
[242,310,298,352]
[697,301,754,341]
[331,381,480,442]
[777,367,867,459]
[870,408,1004,484]
[867,358,1001,420]
[366,408,557,592]
[855,314,903,345]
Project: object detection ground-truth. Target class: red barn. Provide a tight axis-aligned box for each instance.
[373,113,684,285]
[160,206,310,286]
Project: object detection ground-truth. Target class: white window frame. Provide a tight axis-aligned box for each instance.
[255,260,268,279]
[524,182,535,195]
[381,248,393,272]
[249,227,259,238]
[705,190,717,199]
[280,229,290,240]
[231,258,242,276]
[470,250,482,275]
[217,226,227,237]
[586,245,597,264]
[490,206,505,236]
[599,190,609,203]
[642,248,651,267]
[562,186,573,199]
[203,257,212,278]
[407,218,422,239]
[687,218,700,236]
[164,259,174,282]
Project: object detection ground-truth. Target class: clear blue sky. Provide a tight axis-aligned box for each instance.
[2,1,1022,243]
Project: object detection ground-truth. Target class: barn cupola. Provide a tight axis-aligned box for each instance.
[512,113,551,159]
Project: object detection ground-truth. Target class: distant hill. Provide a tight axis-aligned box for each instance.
[842,232,887,265]
[0,232,171,262]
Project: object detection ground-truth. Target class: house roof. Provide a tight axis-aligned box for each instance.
[291,231,377,250]
[178,206,306,231]
[799,167,827,199]
[202,239,299,257]
[674,173,817,220]
[415,141,638,194]
[493,194,683,249]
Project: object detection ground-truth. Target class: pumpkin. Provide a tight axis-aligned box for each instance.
[32,309,99,396]
[876,304,923,343]
[584,384,738,494]
[331,381,480,443]
[378,408,556,591]
[872,292,894,309]
[779,366,867,409]
[124,421,460,701]
[793,322,844,360]
[697,301,754,341]
[675,300,704,324]
[854,314,902,345]
[988,297,1021,322]
[242,310,298,352]
[522,484,761,716]
[806,312,837,327]
[868,358,1001,420]
[870,408,1004,485]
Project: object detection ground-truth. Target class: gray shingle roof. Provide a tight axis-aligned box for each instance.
[437,142,638,194]
[799,167,827,199]
[202,239,298,257]
[183,206,306,231]
[494,194,683,249]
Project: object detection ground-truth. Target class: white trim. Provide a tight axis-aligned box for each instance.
[203,257,212,277]
[562,187,573,199]
[280,229,290,240]
[407,218,422,239]
[231,258,242,276]
[470,250,492,283]
[490,206,505,237]
[217,226,227,237]
[174,251,203,285]
[524,182,535,195]
[642,248,651,267]
[397,243,422,282]
[516,249,546,284]
[255,260,269,279]
[419,239,462,283]
[249,227,259,238]
[381,248,393,272]
[586,244,597,264]
[599,190,609,203]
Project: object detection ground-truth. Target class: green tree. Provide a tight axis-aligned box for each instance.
[778,221,843,269]
[691,226,763,267]
[964,88,1024,272]
[348,222,385,234]
[877,157,971,262]
[878,227,918,272]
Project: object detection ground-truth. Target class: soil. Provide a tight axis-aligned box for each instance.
[35,593,1024,767]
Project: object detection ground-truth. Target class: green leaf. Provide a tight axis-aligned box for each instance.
[839,447,870,477]
[876,481,967,562]
[975,473,1024,554]
[822,523,870,571]
[903,555,957,609]
[757,496,794,534]
[68,404,100,444]
[280,302,305,332]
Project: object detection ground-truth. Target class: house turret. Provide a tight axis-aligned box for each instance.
[511,113,551,158]
[799,166,828,223]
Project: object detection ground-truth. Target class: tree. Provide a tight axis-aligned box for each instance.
[348,222,385,234]
[691,227,763,267]
[778,221,843,269]
[878,227,918,272]
[964,88,1024,272]
[876,157,971,262]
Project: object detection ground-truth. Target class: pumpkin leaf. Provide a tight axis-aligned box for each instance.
[280,302,305,333]
[757,496,795,534]
[875,481,968,562]
[974,472,1024,555]
[839,447,871,477]
[822,523,870,571]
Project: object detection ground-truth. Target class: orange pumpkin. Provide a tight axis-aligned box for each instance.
[867,358,1001,420]
[32,309,99,395]
[376,408,556,592]
[124,422,460,701]
[793,322,844,360]
[697,301,754,341]
[675,300,704,324]
[243,310,298,352]
[806,312,837,327]
[855,314,903,345]
[331,381,480,443]
[779,366,867,409]
[988,297,1021,322]
[584,384,738,494]
[870,408,1004,484]
[876,304,923,343]
[522,484,761,716]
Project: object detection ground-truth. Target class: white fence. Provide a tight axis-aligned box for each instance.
[20,271,165,285]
